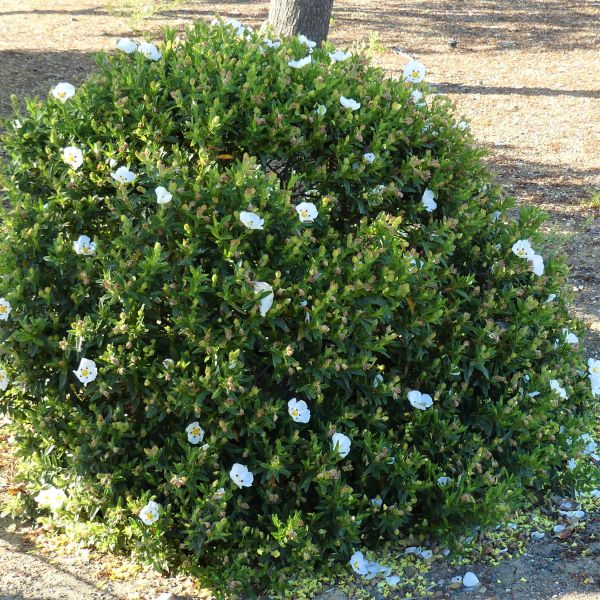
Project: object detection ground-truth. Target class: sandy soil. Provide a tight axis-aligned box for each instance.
[0,1,599,599]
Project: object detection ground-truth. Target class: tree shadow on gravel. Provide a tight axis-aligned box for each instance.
[0,50,97,118]
[332,0,598,52]
[0,516,121,600]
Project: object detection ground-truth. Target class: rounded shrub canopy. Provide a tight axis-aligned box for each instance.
[0,18,597,592]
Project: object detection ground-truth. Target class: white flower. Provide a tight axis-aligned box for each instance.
[456,121,469,130]
[527,391,540,398]
[185,421,205,444]
[546,293,557,303]
[332,432,351,458]
[530,253,544,276]
[437,476,451,486]
[422,188,437,212]
[155,186,173,204]
[363,152,376,164]
[0,369,9,391]
[419,549,433,560]
[62,146,83,170]
[373,373,384,388]
[349,551,368,575]
[411,89,426,106]
[531,531,545,540]
[288,55,312,69]
[372,184,386,194]
[407,390,433,410]
[288,398,310,423]
[263,37,281,49]
[580,434,597,455]
[386,575,401,586]
[340,96,361,111]
[561,328,578,345]
[73,235,96,256]
[35,487,67,510]
[329,50,352,62]
[316,104,327,116]
[253,281,274,316]
[51,82,76,102]
[297,34,316,50]
[139,500,160,525]
[403,59,426,83]
[592,379,600,397]
[295,202,318,223]
[0,298,12,321]
[111,166,136,184]
[214,487,226,499]
[370,496,383,507]
[116,38,137,54]
[229,463,254,488]
[587,358,600,378]
[73,358,98,387]
[549,379,567,399]
[239,211,264,230]
[13,119,22,129]
[567,458,577,470]
[138,42,161,61]
[553,524,565,533]
[462,572,480,587]
[512,239,534,260]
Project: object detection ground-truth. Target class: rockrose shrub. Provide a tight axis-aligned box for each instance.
[0,18,598,595]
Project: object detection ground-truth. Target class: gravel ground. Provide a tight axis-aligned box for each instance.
[0,1,599,599]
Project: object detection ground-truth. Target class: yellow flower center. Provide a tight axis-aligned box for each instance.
[292,409,299,416]
[81,368,90,377]
[82,246,90,254]
[0,306,6,314]
[300,210,308,218]
[411,70,419,78]
[192,427,200,436]
[59,91,65,98]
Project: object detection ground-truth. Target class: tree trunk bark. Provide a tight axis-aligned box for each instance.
[268,0,335,46]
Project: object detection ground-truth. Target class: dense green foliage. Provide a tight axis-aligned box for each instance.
[0,19,597,596]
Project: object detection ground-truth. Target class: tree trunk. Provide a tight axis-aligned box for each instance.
[268,0,335,46]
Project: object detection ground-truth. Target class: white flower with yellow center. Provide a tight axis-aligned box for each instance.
[316,104,327,116]
[139,500,160,525]
[288,55,312,69]
[229,463,253,488]
[349,551,368,575]
[185,421,205,444]
[295,202,318,223]
[329,50,352,63]
[340,96,361,111]
[62,147,83,170]
[407,390,433,410]
[0,298,12,321]
[288,398,310,423]
[363,152,376,164]
[138,42,161,61]
[403,59,426,83]
[155,186,172,204]
[422,188,437,212]
[111,166,136,184]
[332,432,351,458]
[73,358,97,387]
[73,235,96,256]
[253,281,274,316]
[35,486,67,510]
[51,82,76,102]
[239,211,264,230]
[588,358,600,379]
[116,38,137,54]
[512,239,534,260]
[0,369,8,391]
